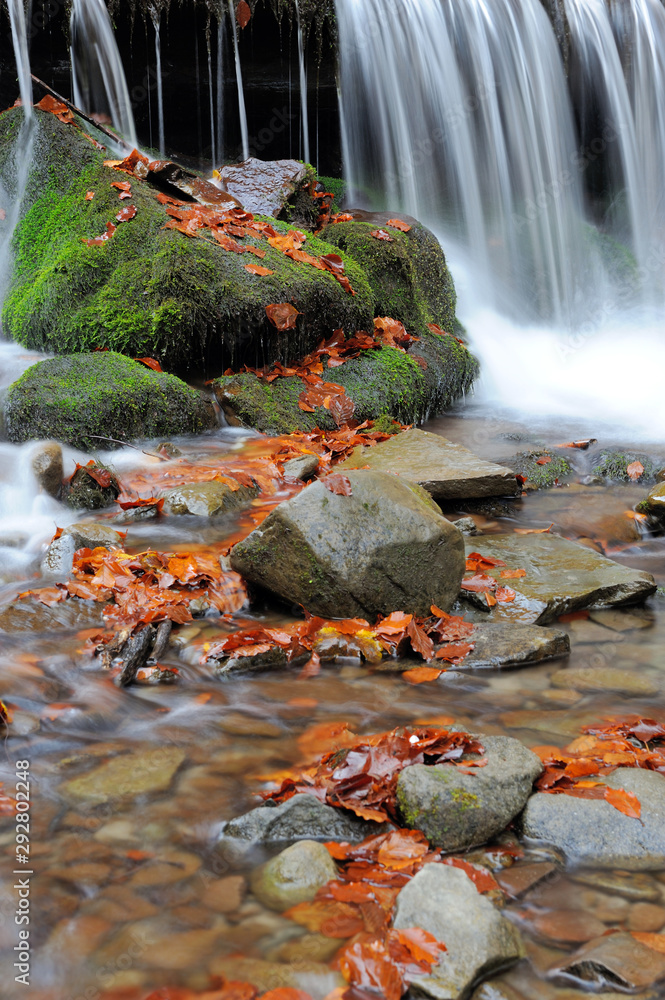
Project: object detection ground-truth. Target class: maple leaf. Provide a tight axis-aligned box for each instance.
[85,191,95,201]
[627,460,645,481]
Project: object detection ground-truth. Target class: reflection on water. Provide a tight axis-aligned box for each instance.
[0,406,665,998]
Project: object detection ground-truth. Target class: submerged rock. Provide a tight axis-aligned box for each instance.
[230,469,466,618]
[31,441,63,498]
[250,840,338,911]
[160,481,258,517]
[66,463,121,510]
[522,767,665,869]
[549,665,659,696]
[4,352,217,449]
[461,533,656,624]
[61,747,187,804]
[0,597,104,634]
[219,793,384,862]
[393,864,525,999]
[336,428,519,499]
[396,735,543,851]
[547,931,665,991]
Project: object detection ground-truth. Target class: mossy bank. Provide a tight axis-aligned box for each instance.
[3,352,217,448]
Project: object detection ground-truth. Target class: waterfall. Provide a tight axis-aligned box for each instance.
[228,0,249,161]
[216,16,226,165]
[150,7,166,155]
[207,35,217,165]
[334,0,605,325]
[295,0,310,164]
[70,0,138,147]
[0,1,35,309]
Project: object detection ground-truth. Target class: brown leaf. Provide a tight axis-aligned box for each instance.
[134,357,163,372]
[370,229,395,242]
[245,264,274,276]
[323,474,353,496]
[403,666,442,684]
[266,303,300,331]
[627,461,645,481]
[387,218,411,232]
[85,191,95,201]
[116,205,138,223]
[236,0,251,29]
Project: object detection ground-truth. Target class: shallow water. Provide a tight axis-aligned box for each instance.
[0,393,664,998]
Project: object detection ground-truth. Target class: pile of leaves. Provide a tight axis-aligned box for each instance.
[460,551,525,608]
[260,724,486,823]
[533,716,665,818]
[21,546,246,629]
[202,607,476,679]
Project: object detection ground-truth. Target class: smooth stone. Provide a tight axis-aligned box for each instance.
[547,931,665,991]
[219,157,309,216]
[550,666,659,696]
[498,709,591,738]
[628,902,665,932]
[208,956,344,997]
[454,516,481,535]
[522,768,665,870]
[528,907,606,944]
[140,929,223,970]
[251,840,338,911]
[201,875,246,913]
[495,862,557,899]
[218,793,385,863]
[566,619,624,644]
[589,608,654,631]
[396,735,542,851]
[31,441,63,497]
[0,597,104,634]
[393,864,525,1000]
[336,428,519,500]
[461,534,656,624]
[282,454,320,481]
[569,869,662,902]
[231,469,466,618]
[639,481,665,520]
[161,481,257,517]
[61,747,186,804]
[42,521,124,576]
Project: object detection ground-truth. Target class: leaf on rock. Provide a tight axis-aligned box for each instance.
[604,786,641,818]
[85,191,95,201]
[370,229,395,242]
[627,461,645,481]
[323,473,353,496]
[266,303,300,331]
[403,666,442,684]
[387,219,412,232]
[82,221,116,246]
[245,264,274,276]
[536,456,552,465]
[631,932,665,954]
[116,204,138,223]
[134,356,163,372]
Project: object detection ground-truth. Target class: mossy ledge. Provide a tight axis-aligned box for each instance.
[214,330,478,435]
[3,352,218,449]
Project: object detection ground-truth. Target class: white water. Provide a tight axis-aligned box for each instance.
[228,0,249,161]
[207,36,217,166]
[70,0,138,147]
[295,0,310,164]
[150,7,166,155]
[216,16,226,166]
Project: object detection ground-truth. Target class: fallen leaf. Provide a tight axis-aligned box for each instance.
[536,456,552,465]
[134,357,163,372]
[370,229,395,241]
[500,568,526,578]
[403,667,442,684]
[245,264,274,276]
[387,219,411,232]
[85,191,95,201]
[627,461,645,481]
[631,932,665,954]
[236,0,251,29]
[266,303,300,331]
[323,474,353,496]
[604,786,641,818]
[116,204,138,223]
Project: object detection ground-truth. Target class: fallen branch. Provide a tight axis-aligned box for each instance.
[30,74,132,151]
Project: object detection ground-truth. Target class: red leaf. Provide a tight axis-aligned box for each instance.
[370,230,395,242]
[82,221,116,246]
[435,642,474,663]
[260,991,312,1000]
[323,474,353,496]
[460,574,496,593]
[339,939,404,1000]
[266,303,300,330]
[236,0,251,28]
[116,204,138,223]
[495,587,516,603]
[111,181,132,194]
[134,357,163,372]
[406,618,434,661]
[386,219,411,232]
[500,568,526,578]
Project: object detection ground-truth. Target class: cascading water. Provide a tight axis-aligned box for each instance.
[335,0,604,325]
[207,34,217,165]
[70,0,138,147]
[228,0,249,161]
[150,6,166,155]
[216,16,226,165]
[295,0,310,164]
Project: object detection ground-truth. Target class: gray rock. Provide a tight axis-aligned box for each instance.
[282,454,320,481]
[219,157,309,217]
[396,735,542,851]
[251,840,338,911]
[461,534,656,624]
[161,481,257,517]
[212,646,289,678]
[31,441,63,498]
[218,793,384,863]
[42,521,124,576]
[393,864,525,1000]
[522,767,665,869]
[454,516,481,535]
[336,428,519,500]
[230,469,466,618]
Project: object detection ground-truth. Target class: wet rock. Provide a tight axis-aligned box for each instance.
[141,928,223,970]
[393,863,525,999]
[42,521,124,576]
[160,481,258,517]
[31,441,63,497]
[565,619,624,643]
[251,840,338,911]
[219,157,309,217]
[396,735,542,851]
[638,481,665,520]
[589,608,654,631]
[61,747,186,805]
[628,902,665,932]
[5,352,218,449]
[569,869,662,902]
[549,666,659,696]
[218,793,385,863]
[336,429,519,500]
[454,516,481,535]
[509,451,573,489]
[230,470,466,618]
[283,454,320,481]
[0,596,104,634]
[208,956,343,996]
[592,450,655,484]
[67,462,121,510]
[495,862,557,899]
[212,646,289,678]
[201,875,246,914]
[547,931,665,991]
[528,908,606,944]
[461,534,656,624]
[522,767,665,870]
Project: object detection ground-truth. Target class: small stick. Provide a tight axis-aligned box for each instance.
[88,435,168,462]
[30,73,133,151]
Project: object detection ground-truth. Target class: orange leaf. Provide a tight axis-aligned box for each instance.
[116,204,138,223]
[495,586,516,602]
[134,357,163,372]
[627,461,645,481]
[236,0,251,28]
[403,666,442,684]
[387,218,411,232]
[500,568,526,578]
[394,926,446,963]
[631,932,665,954]
[435,642,474,663]
[514,523,554,535]
[536,456,552,465]
[245,264,274,276]
[85,190,95,201]
[370,229,395,241]
[266,303,300,331]
[260,991,313,1000]
[604,786,641,818]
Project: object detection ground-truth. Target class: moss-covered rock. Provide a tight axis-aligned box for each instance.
[0,108,373,369]
[3,352,217,449]
[215,331,478,435]
[510,451,573,489]
[321,213,458,337]
[592,451,656,484]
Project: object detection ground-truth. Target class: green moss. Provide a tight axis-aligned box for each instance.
[317,176,347,214]
[450,788,480,811]
[511,451,573,490]
[0,108,373,369]
[592,451,656,484]
[4,351,218,448]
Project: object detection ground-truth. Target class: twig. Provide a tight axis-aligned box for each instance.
[88,435,168,462]
[30,74,133,152]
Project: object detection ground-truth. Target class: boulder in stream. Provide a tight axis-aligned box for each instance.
[250,840,338,911]
[393,863,525,999]
[230,469,466,618]
[31,441,64,498]
[396,735,543,851]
